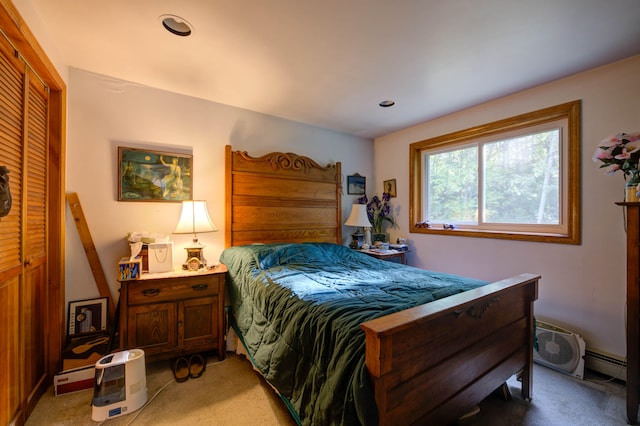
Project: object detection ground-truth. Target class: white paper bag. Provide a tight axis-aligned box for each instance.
[148,242,174,273]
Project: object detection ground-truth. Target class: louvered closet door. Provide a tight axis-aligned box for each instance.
[0,35,49,423]
[22,68,49,414]
[0,35,25,424]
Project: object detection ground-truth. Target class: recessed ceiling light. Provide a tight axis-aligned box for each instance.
[379,100,395,108]
[160,14,193,37]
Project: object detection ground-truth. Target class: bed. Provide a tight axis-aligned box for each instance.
[223,145,539,425]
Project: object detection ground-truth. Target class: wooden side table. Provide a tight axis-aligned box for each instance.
[118,264,227,362]
[358,249,408,264]
[617,202,640,424]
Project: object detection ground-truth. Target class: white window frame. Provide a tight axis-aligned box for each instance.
[410,101,581,244]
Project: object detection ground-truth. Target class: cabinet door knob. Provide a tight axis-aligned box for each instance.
[192,284,208,291]
[24,258,33,267]
[142,288,161,297]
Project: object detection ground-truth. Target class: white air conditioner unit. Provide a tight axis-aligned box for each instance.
[533,320,585,379]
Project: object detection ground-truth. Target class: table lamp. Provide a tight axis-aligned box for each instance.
[345,204,371,249]
[174,200,217,270]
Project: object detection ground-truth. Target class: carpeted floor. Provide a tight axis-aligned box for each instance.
[466,365,628,426]
[27,353,295,426]
[27,352,629,425]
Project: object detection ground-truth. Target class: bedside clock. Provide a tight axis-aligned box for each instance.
[186,257,201,271]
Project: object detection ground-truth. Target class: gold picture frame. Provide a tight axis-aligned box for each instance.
[118,146,192,202]
[384,178,397,197]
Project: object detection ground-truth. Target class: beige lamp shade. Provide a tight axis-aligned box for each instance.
[174,200,217,270]
[344,204,371,228]
[174,200,217,243]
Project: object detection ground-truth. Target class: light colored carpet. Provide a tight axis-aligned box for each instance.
[26,353,295,426]
[27,352,628,426]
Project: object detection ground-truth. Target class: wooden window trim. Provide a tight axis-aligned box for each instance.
[409,100,581,244]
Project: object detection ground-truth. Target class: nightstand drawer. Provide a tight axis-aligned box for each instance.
[127,276,219,305]
[119,265,227,362]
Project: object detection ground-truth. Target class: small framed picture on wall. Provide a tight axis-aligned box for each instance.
[384,179,397,197]
[347,174,366,195]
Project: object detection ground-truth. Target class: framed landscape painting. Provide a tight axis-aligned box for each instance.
[118,147,192,201]
[347,174,366,195]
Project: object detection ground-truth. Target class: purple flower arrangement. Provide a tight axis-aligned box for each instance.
[357,192,395,234]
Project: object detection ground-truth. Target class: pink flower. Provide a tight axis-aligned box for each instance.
[624,140,640,155]
[624,132,640,143]
[594,131,640,177]
[592,148,613,161]
[615,151,632,160]
[603,164,621,175]
[599,134,621,147]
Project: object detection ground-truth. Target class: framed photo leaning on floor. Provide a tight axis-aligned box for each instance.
[67,297,108,338]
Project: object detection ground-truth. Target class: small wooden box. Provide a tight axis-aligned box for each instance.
[119,256,142,281]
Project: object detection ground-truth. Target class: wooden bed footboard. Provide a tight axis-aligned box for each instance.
[361,273,539,425]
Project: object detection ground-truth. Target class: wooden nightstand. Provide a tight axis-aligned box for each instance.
[358,249,408,264]
[118,264,227,362]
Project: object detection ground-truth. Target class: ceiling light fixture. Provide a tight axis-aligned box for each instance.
[379,100,395,108]
[160,14,193,37]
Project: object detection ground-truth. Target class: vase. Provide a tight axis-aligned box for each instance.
[364,228,372,246]
[372,233,388,243]
[626,170,640,202]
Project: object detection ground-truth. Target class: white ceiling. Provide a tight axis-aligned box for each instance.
[26,0,640,139]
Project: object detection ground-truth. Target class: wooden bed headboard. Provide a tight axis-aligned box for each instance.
[224,145,342,247]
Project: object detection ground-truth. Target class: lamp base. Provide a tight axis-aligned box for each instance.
[182,246,207,271]
[349,232,365,249]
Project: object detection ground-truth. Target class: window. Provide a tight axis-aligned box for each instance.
[410,101,580,244]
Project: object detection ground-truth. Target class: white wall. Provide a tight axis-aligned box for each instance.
[374,55,640,358]
[13,0,68,84]
[65,67,373,308]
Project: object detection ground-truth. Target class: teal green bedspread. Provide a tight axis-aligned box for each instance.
[220,243,488,425]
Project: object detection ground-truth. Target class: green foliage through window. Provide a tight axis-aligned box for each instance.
[410,101,581,244]
[427,146,478,223]
[483,130,560,224]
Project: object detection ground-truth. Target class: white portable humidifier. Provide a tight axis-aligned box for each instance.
[91,349,148,421]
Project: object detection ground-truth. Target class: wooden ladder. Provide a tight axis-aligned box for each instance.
[66,192,116,321]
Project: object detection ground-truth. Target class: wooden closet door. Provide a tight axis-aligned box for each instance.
[0,34,25,425]
[22,68,49,414]
[0,35,49,424]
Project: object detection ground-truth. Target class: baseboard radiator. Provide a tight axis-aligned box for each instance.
[584,348,627,382]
